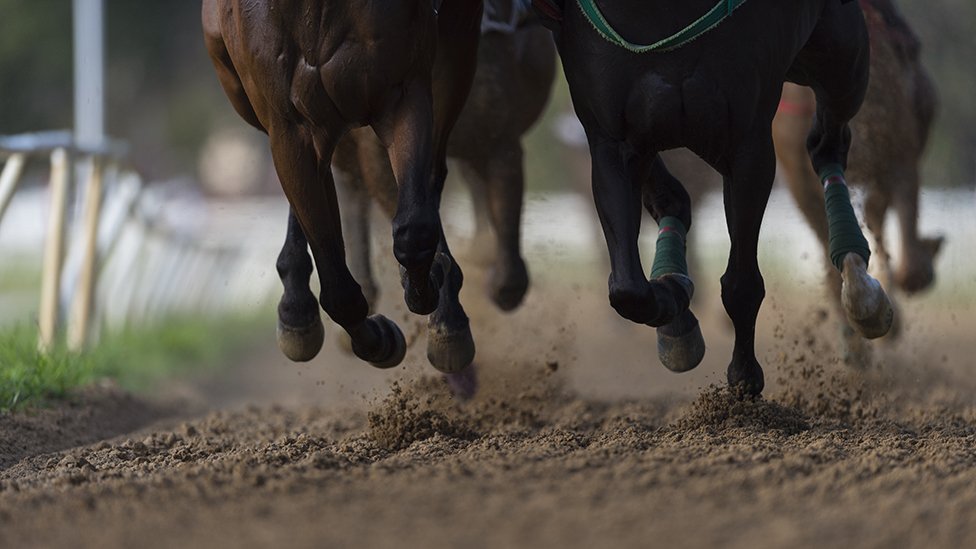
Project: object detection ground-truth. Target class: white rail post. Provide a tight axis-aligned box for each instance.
[39,149,71,351]
[67,155,104,350]
[73,0,105,150]
[0,153,27,229]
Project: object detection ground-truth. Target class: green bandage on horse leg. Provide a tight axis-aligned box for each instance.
[650,216,688,279]
[820,164,871,271]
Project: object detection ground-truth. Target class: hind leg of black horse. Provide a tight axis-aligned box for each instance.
[722,133,777,395]
[271,126,406,368]
[642,155,705,372]
[794,2,892,340]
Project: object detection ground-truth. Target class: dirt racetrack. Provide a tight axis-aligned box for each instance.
[2,249,976,548]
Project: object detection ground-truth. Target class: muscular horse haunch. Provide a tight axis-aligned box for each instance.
[536,0,893,395]
[203,1,483,371]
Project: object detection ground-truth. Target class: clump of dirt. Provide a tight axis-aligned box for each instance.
[773,360,883,423]
[674,384,810,435]
[762,303,891,424]
[367,380,477,450]
[367,357,574,450]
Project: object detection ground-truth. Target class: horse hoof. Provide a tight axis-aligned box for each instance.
[488,263,529,312]
[357,314,407,369]
[427,321,476,374]
[399,254,448,316]
[727,359,764,396]
[845,292,893,340]
[841,254,894,340]
[277,316,325,362]
[882,297,903,342]
[657,310,705,373]
[444,364,478,401]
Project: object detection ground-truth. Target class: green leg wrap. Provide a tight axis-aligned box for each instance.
[820,164,871,271]
[650,216,688,279]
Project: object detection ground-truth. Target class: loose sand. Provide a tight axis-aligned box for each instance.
[2,263,974,548]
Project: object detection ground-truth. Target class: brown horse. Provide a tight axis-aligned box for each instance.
[333,0,557,316]
[772,0,941,356]
[203,1,484,372]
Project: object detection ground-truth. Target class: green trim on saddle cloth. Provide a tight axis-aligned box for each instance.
[575,0,749,53]
[650,216,689,279]
[820,164,871,271]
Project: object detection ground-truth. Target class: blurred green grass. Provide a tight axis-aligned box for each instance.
[0,314,267,412]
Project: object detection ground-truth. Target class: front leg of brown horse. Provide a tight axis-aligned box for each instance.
[378,1,482,377]
[773,84,871,363]
[270,127,406,368]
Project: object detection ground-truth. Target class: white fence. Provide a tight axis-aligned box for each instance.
[4,130,972,354]
[0,131,281,351]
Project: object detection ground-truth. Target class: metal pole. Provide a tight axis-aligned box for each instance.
[73,0,105,149]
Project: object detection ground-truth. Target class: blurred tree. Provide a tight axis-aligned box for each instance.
[103,0,236,179]
[902,0,976,187]
[0,0,73,134]
[0,0,236,181]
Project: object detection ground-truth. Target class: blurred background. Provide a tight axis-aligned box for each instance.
[1,0,972,188]
[0,0,974,407]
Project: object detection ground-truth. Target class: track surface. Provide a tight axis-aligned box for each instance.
[2,261,975,548]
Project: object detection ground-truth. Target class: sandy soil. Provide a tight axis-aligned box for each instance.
[2,260,975,548]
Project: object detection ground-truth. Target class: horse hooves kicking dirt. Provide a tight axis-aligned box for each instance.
[536,0,892,395]
[772,0,941,358]
[203,0,484,373]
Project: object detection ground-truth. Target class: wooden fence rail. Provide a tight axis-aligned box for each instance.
[0,131,279,351]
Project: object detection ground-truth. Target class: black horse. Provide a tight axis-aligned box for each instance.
[535,0,893,394]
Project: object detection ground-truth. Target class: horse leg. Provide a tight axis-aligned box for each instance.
[334,151,379,310]
[379,81,444,317]
[481,144,530,311]
[589,139,691,333]
[802,5,893,341]
[270,126,405,368]
[772,84,870,362]
[891,164,943,294]
[423,1,482,379]
[204,26,328,361]
[275,208,325,362]
[722,134,777,395]
[642,155,705,372]
[862,183,892,286]
[374,2,480,378]
[862,180,903,342]
[458,161,497,268]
